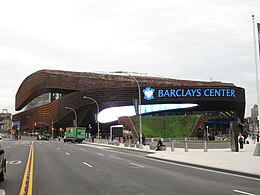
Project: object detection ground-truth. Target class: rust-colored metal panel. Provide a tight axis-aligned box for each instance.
[13,69,245,131]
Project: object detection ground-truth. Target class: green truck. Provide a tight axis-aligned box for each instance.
[64,127,86,143]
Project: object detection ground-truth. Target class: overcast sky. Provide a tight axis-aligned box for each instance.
[0,0,260,117]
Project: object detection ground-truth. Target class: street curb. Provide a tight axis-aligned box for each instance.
[146,156,260,179]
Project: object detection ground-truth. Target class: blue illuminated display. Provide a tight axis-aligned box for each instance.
[143,87,155,100]
[143,87,236,100]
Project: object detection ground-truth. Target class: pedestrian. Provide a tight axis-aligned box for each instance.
[238,133,244,149]
[155,139,163,151]
[92,135,95,143]
[142,135,146,146]
[241,131,247,144]
[252,133,256,144]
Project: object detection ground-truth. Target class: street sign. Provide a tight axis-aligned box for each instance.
[12,121,20,126]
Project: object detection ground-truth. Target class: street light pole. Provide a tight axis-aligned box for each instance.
[43,112,54,138]
[65,107,77,128]
[83,96,100,143]
[252,16,260,135]
[113,71,143,149]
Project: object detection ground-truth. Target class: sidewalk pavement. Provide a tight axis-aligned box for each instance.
[146,142,260,178]
[86,140,260,178]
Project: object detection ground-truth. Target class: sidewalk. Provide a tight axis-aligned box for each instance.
[85,140,260,178]
[147,142,260,178]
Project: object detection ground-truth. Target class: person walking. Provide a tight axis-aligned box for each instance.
[252,133,256,144]
[238,133,244,149]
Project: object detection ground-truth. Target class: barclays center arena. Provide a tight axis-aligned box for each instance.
[12,69,245,144]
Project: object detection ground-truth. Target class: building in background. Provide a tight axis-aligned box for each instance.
[13,69,245,140]
[0,109,12,133]
[249,104,259,133]
[251,105,258,122]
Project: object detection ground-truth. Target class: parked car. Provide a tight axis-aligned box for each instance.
[0,148,6,182]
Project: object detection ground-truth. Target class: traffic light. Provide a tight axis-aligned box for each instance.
[51,127,54,131]
[34,122,37,126]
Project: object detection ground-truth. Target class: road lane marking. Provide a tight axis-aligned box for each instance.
[28,143,34,195]
[130,163,145,168]
[19,143,32,195]
[83,145,260,181]
[0,189,5,195]
[97,153,104,156]
[65,152,70,156]
[233,190,255,195]
[57,148,60,150]
[8,160,22,165]
[83,162,93,168]
[19,142,34,195]
[80,148,85,151]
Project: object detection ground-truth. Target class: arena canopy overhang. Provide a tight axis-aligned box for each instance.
[13,69,245,130]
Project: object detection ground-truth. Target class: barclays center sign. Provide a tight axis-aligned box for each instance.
[143,87,236,101]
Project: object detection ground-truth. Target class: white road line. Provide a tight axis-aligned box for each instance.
[83,162,92,168]
[65,152,70,156]
[97,153,104,156]
[80,148,85,151]
[130,163,145,168]
[233,189,255,195]
[57,148,60,150]
[90,145,259,181]
[8,160,22,165]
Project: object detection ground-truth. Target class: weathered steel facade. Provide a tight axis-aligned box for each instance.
[13,69,245,133]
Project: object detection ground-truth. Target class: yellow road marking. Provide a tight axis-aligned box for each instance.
[19,142,34,195]
[28,143,34,195]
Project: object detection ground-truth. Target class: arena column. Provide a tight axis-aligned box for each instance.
[230,120,240,152]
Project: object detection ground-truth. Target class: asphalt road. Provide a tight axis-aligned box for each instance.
[0,138,259,195]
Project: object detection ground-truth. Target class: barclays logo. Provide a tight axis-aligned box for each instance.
[143,87,155,100]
